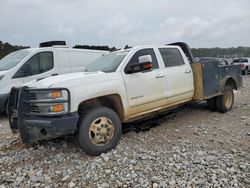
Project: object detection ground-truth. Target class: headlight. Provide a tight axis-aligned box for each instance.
[34,90,67,100]
[0,75,5,81]
[29,89,69,115]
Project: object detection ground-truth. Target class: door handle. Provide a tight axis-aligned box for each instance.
[51,73,58,76]
[155,74,164,78]
[184,70,191,73]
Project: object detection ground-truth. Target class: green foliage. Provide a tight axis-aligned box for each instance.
[1,40,250,59]
[191,47,250,58]
[0,41,29,59]
[73,45,118,52]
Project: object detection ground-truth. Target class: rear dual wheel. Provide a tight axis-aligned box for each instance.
[77,107,122,156]
[216,86,234,113]
[207,85,234,113]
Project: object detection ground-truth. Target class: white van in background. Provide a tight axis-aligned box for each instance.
[0,41,108,112]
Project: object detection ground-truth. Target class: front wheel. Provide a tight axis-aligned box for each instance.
[216,86,234,113]
[77,107,122,156]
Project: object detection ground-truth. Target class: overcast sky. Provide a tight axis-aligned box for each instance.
[0,0,250,48]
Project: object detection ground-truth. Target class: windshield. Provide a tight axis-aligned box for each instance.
[84,50,130,73]
[232,58,248,63]
[233,59,240,63]
[0,50,31,71]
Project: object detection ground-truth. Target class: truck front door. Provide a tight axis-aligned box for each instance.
[122,48,165,116]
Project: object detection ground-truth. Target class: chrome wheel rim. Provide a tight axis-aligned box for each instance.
[89,117,114,146]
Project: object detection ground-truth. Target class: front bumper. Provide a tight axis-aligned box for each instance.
[0,93,8,110]
[8,87,79,143]
[16,113,79,143]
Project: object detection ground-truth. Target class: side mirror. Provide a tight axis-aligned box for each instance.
[139,55,152,64]
[127,55,153,74]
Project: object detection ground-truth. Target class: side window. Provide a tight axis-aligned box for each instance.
[27,54,40,75]
[125,48,159,73]
[13,52,53,78]
[159,48,185,67]
[39,52,53,73]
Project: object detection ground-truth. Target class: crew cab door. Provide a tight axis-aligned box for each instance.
[122,48,165,116]
[158,47,194,104]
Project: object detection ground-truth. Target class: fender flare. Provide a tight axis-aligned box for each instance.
[220,76,237,92]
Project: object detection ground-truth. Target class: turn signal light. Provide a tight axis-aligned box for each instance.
[143,63,153,70]
[52,91,62,98]
[51,104,64,112]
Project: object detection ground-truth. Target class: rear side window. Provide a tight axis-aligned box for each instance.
[159,48,185,67]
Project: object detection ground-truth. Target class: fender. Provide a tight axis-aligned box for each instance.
[220,76,237,93]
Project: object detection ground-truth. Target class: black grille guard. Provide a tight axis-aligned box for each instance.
[8,86,71,143]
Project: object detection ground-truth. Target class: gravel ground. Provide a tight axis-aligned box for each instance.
[0,76,249,188]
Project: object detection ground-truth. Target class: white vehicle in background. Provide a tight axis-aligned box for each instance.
[0,41,108,112]
[232,58,250,75]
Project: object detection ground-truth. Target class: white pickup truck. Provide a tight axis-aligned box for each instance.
[9,42,242,155]
[232,58,250,75]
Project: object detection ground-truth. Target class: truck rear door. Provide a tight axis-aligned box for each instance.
[158,47,194,104]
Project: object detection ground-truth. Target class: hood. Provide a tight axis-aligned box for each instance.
[26,71,105,88]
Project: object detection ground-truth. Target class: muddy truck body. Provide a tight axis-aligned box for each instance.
[8,42,242,155]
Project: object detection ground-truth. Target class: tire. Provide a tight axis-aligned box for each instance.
[4,99,9,115]
[216,86,234,113]
[207,97,217,111]
[242,69,247,75]
[77,107,122,156]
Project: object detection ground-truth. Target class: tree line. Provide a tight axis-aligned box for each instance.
[192,47,250,58]
[0,41,250,59]
[0,41,29,59]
